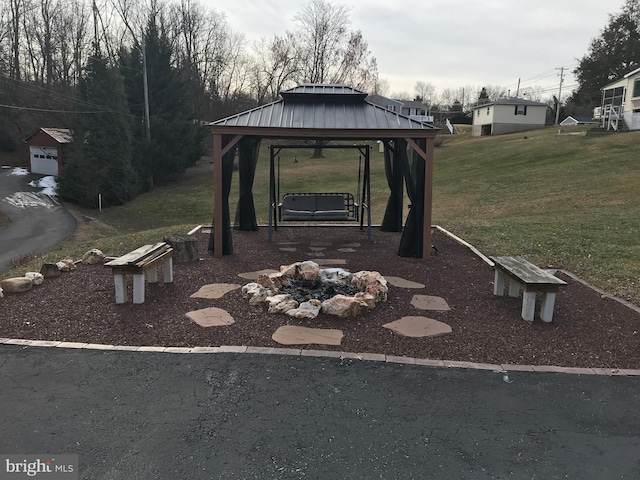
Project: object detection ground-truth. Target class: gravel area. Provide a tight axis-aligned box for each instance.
[1,227,639,369]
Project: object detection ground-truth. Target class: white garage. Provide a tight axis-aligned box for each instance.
[29,146,60,175]
[25,128,72,176]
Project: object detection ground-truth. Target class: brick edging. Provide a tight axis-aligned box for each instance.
[1,338,638,376]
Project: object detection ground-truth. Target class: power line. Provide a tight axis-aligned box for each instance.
[0,103,108,114]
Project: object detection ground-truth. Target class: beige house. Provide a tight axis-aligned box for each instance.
[599,67,640,131]
[472,98,547,136]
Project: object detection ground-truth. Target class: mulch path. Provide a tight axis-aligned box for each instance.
[1,227,639,369]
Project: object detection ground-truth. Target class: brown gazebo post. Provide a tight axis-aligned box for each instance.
[213,132,223,258]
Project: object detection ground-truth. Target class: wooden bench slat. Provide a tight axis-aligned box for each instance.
[490,256,567,287]
[104,242,168,267]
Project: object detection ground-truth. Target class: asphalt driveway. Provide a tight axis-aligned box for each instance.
[1,345,638,479]
[0,167,76,273]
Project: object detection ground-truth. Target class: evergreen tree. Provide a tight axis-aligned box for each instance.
[572,3,640,106]
[122,15,206,186]
[58,50,138,207]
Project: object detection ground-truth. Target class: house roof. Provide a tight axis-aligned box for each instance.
[560,116,598,125]
[624,67,640,78]
[601,67,640,90]
[25,128,73,144]
[473,97,547,109]
[210,84,437,135]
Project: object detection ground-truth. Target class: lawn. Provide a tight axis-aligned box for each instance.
[5,126,639,306]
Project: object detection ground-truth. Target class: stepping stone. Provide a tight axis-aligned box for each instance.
[308,251,325,256]
[185,307,235,327]
[308,246,327,251]
[272,325,343,346]
[310,258,347,265]
[340,243,361,248]
[383,316,452,338]
[337,248,356,253]
[410,295,451,311]
[190,283,241,299]
[385,277,425,289]
[238,269,279,280]
[277,242,301,245]
[280,247,297,252]
[310,241,332,247]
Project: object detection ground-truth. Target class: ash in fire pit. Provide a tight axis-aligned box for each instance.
[241,261,388,319]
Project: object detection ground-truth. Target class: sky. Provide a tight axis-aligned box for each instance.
[206,0,625,101]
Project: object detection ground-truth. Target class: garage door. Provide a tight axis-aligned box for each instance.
[30,146,59,175]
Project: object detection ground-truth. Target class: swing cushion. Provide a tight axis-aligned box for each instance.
[281,194,349,221]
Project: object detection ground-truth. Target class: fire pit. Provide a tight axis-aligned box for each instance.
[241,261,388,318]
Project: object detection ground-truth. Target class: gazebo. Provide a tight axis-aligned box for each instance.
[208,84,440,259]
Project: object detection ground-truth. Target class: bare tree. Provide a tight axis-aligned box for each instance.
[250,34,299,103]
[290,0,378,90]
[414,80,435,105]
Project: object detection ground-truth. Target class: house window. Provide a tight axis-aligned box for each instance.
[633,78,640,98]
[387,105,396,112]
[476,110,480,117]
[487,107,490,115]
[515,104,527,115]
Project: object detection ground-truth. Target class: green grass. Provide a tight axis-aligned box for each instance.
[4,128,639,306]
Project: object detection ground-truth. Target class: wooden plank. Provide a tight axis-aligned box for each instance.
[104,243,167,267]
[490,256,567,287]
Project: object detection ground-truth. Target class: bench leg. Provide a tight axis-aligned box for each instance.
[521,291,536,322]
[493,270,505,296]
[540,292,557,323]
[132,273,145,304]
[113,274,127,304]
[508,280,521,297]
[163,256,174,283]
[146,266,158,283]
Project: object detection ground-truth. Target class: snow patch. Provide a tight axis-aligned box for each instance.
[10,167,29,176]
[4,192,58,209]
[29,176,57,197]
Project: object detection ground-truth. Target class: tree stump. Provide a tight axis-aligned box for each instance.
[163,234,199,263]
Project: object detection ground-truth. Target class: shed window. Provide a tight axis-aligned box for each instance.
[633,78,640,98]
[486,107,490,115]
[515,105,528,115]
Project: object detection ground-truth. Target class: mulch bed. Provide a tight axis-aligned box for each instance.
[2,227,639,369]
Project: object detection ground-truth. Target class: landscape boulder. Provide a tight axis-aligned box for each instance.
[0,286,3,298]
[40,263,61,278]
[56,259,76,272]
[82,249,105,265]
[24,272,44,285]
[0,277,33,293]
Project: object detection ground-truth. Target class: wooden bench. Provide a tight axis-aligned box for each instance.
[490,256,567,322]
[104,242,174,304]
[279,193,357,221]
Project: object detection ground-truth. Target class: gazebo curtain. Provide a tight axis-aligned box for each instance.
[398,138,426,258]
[208,134,236,255]
[234,136,261,231]
[380,139,405,232]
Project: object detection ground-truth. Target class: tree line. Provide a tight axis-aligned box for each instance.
[0,0,381,206]
[0,0,638,206]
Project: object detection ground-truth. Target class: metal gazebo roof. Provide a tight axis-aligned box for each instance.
[209,84,437,136]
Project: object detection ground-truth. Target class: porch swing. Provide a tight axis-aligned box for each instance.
[267,143,372,241]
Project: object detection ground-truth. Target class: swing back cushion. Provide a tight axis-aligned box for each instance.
[281,193,349,221]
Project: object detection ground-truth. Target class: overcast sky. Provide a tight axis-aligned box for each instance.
[206,0,624,100]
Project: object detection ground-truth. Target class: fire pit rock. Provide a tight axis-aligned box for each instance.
[241,261,388,319]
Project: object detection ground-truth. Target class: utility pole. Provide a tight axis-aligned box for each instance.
[142,39,151,143]
[555,67,565,125]
[515,78,521,98]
